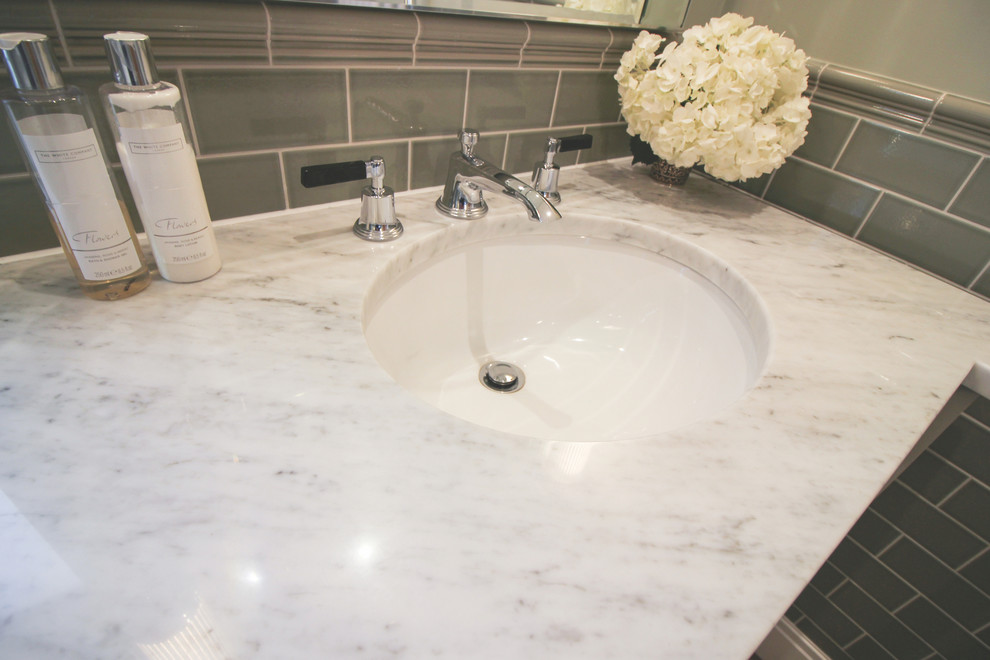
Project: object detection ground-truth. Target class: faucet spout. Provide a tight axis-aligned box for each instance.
[436,130,561,222]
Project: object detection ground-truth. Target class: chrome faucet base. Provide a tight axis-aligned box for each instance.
[353,218,403,241]
[435,196,488,219]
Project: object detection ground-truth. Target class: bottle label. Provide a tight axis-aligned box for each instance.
[117,123,216,266]
[20,127,144,281]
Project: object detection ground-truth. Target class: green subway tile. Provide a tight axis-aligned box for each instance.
[0,0,64,65]
[284,142,408,208]
[942,481,990,542]
[830,582,934,660]
[931,417,990,486]
[974,269,990,299]
[504,130,579,176]
[844,636,897,660]
[813,66,938,130]
[185,70,348,154]
[465,71,557,132]
[55,0,269,66]
[731,173,771,198]
[850,509,901,554]
[795,105,857,167]
[198,154,285,220]
[795,619,855,660]
[966,395,990,427]
[582,124,634,163]
[829,539,916,610]
[270,4,417,65]
[836,122,979,209]
[521,22,612,68]
[927,95,990,152]
[895,597,990,659]
[553,72,621,127]
[872,482,984,568]
[794,585,862,645]
[0,176,58,256]
[1,76,28,174]
[350,70,465,141]
[765,159,879,236]
[410,134,506,190]
[415,13,527,67]
[898,450,968,504]
[858,195,990,286]
[880,538,990,631]
[950,160,990,230]
[960,549,990,595]
[810,561,846,595]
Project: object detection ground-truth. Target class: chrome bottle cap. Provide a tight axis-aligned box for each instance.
[0,32,64,91]
[104,32,159,86]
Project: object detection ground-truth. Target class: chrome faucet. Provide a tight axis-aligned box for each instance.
[436,129,561,222]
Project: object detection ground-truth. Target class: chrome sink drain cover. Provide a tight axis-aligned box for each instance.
[479,361,525,393]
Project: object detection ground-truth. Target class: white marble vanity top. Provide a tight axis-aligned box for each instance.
[1,161,988,659]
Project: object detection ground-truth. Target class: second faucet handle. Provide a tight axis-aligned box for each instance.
[459,129,480,158]
[532,133,593,203]
[300,156,403,242]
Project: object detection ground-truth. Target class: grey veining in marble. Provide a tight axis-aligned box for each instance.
[1,161,988,659]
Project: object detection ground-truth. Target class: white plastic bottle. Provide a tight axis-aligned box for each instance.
[100,32,221,283]
[0,32,151,301]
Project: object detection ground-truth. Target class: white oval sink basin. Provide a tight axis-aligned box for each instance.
[363,215,771,441]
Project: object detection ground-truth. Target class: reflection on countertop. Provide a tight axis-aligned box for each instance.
[1,159,988,659]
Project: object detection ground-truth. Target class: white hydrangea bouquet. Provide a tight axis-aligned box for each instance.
[615,13,811,182]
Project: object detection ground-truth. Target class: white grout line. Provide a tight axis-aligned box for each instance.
[261,2,273,66]
[345,68,353,143]
[112,62,601,74]
[547,71,563,128]
[920,92,945,133]
[966,257,990,290]
[599,28,614,70]
[407,139,413,191]
[807,62,829,100]
[830,116,861,169]
[277,151,290,209]
[176,70,203,157]
[47,0,72,67]
[411,13,422,66]
[758,168,777,199]
[943,154,983,212]
[461,70,471,129]
[851,191,884,239]
[518,22,531,68]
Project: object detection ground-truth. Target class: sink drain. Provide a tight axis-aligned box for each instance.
[479,361,525,393]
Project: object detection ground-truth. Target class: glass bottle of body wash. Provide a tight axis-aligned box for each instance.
[100,32,221,283]
[1,32,151,300]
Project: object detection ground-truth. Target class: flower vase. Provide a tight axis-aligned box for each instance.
[649,159,691,186]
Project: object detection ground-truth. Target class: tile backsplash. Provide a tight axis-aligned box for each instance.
[787,390,990,659]
[0,0,635,256]
[739,62,990,301]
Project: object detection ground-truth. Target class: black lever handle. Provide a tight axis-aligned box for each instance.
[557,134,593,153]
[300,160,368,188]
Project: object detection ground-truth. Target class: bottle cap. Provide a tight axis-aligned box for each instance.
[0,32,64,91]
[104,32,159,86]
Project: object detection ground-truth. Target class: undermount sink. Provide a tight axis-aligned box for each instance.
[363,214,771,441]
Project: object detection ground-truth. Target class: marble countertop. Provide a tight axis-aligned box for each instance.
[1,161,988,659]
